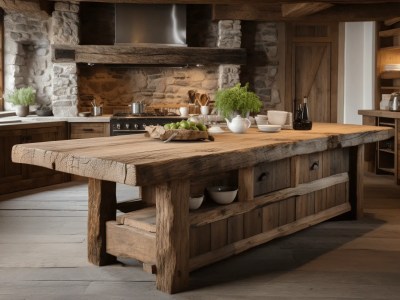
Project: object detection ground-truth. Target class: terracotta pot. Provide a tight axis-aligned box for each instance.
[15,105,29,117]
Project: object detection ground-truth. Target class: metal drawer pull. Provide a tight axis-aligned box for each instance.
[258,172,269,181]
[310,161,319,171]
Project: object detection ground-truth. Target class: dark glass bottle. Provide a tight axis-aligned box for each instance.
[293,96,312,130]
[302,96,310,121]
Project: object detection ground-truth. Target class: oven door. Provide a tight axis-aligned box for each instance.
[110,129,147,136]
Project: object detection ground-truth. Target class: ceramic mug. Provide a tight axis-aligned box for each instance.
[179,106,189,117]
[200,106,209,115]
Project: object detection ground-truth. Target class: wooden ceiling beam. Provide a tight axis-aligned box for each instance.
[281,3,333,18]
[46,0,400,3]
[213,3,400,22]
[0,0,41,12]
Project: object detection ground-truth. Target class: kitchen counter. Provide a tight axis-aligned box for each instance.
[11,123,393,294]
[0,114,111,125]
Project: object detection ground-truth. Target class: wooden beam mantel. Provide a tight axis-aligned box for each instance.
[51,45,246,66]
[281,3,333,18]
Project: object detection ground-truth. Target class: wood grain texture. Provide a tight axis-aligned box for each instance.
[190,172,349,227]
[12,124,393,187]
[281,3,333,18]
[52,45,246,65]
[88,179,117,266]
[213,3,400,22]
[106,221,156,264]
[189,202,351,272]
[238,167,254,202]
[155,179,190,294]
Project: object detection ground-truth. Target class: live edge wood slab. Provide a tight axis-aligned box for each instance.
[11,123,393,294]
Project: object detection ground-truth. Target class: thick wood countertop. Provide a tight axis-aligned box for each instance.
[358,109,400,118]
[12,123,393,186]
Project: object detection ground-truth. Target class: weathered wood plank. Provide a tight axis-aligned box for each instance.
[106,221,156,264]
[213,3,400,22]
[281,3,333,18]
[155,179,190,293]
[12,124,393,187]
[190,172,349,227]
[52,45,246,65]
[87,179,117,266]
[189,202,351,271]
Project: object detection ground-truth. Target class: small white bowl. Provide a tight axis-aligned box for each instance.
[207,186,238,205]
[255,116,268,125]
[189,195,204,210]
[257,124,281,133]
[267,110,288,126]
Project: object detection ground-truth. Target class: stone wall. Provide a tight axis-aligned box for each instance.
[241,22,282,112]
[3,12,52,110]
[78,65,219,113]
[51,1,80,117]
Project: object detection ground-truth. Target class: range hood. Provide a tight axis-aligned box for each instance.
[115,4,187,47]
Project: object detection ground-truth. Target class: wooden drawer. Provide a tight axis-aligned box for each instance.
[297,148,349,184]
[254,158,291,196]
[70,123,110,139]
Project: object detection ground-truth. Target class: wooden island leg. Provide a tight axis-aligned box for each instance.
[155,179,190,294]
[88,178,117,266]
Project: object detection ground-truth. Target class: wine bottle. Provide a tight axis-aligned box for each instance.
[302,96,310,121]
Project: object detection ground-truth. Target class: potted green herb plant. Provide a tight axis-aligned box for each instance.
[6,87,36,117]
[214,83,263,120]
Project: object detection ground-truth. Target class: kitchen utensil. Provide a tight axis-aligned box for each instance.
[200,106,209,115]
[130,102,146,114]
[188,90,196,104]
[389,92,400,111]
[91,106,103,116]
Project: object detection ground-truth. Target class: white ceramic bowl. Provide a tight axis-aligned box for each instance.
[267,110,288,126]
[189,195,204,210]
[257,124,281,133]
[255,116,268,125]
[207,186,238,205]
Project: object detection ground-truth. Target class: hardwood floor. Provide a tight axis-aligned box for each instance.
[0,174,399,299]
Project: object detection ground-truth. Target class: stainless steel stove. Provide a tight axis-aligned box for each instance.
[110,113,184,136]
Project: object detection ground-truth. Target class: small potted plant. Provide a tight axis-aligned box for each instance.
[6,86,36,117]
[214,83,263,120]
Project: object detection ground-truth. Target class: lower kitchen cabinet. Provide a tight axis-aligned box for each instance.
[0,122,70,195]
[69,122,110,139]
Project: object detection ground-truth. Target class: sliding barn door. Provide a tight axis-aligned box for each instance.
[286,23,338,123]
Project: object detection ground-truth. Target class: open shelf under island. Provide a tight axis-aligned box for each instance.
[359,109,399,184]
[11,123,393,294]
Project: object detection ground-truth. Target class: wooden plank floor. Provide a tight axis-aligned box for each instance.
[0,174,399,299]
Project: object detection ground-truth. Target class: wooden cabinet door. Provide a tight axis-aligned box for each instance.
[0,129,24,185]
[286,23,338,123]
[27,126,66,178]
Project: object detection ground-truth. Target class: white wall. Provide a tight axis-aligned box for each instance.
[342,22,376,124]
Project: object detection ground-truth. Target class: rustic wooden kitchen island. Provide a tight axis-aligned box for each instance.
[11,123,393,294]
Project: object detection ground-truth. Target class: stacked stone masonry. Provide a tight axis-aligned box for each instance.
[3,4,282,115]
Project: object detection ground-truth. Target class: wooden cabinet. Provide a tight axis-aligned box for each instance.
[69,122,110,139]
[359,110,399,185]
[107,147,352,271]
[376,20,400,109]
[0,122,69,195]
